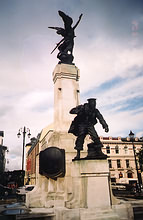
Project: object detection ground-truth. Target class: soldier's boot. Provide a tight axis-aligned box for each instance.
[74,150,80,160]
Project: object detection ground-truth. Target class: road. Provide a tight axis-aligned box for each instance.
[116,195,143,220]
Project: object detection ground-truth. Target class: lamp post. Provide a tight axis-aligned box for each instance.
[128,130,141,193]
[17,126,31,171]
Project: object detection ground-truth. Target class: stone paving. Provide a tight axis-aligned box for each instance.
[1,194,143,219]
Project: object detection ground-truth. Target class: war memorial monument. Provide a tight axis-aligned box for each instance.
[26,11,133,220]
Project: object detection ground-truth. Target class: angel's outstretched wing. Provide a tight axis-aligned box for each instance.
[58,10,73,29]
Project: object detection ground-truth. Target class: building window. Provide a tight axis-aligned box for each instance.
[111,178,116,183]
[115,145,119,154]
[108,159,112,168]
[119,172,123,178]
[127,172,133,178]
[126,159,130,168]
[106,145,110,154]
[117,159,121,168]
[124,146,128,154]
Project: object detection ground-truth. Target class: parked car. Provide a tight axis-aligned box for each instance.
[17,185,35,202]
[17,185,35,195]
[111,183,126,190]
[0,184,13,199]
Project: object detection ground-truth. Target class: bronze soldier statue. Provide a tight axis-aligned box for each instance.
[68,98,109,160]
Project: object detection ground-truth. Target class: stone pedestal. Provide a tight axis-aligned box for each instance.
[54,159,133,220]
[66,159,111,209]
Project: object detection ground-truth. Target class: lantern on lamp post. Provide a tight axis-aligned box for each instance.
[17,126,31,171]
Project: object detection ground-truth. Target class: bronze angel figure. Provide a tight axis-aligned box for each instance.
[49,11,83,64]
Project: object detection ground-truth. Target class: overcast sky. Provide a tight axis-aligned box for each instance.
[0,0,143,170]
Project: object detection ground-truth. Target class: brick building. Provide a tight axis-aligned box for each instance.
[25,136,40,185]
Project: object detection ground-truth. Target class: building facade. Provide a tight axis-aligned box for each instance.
[101,136,143,184]
[0,131,7,173]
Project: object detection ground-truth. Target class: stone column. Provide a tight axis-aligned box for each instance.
[53,64,80,132]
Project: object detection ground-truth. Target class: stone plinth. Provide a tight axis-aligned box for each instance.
[66,159,111,209]
[53,64,80,132]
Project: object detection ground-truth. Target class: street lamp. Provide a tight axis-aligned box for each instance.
[128,130,141,193]
[17,126,31,171]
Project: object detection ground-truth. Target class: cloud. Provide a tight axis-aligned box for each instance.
[0,105,12,117]
[3,90,54,170]
[75,36,143,98]
[105,109,143,137]
[6,155,22,171]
